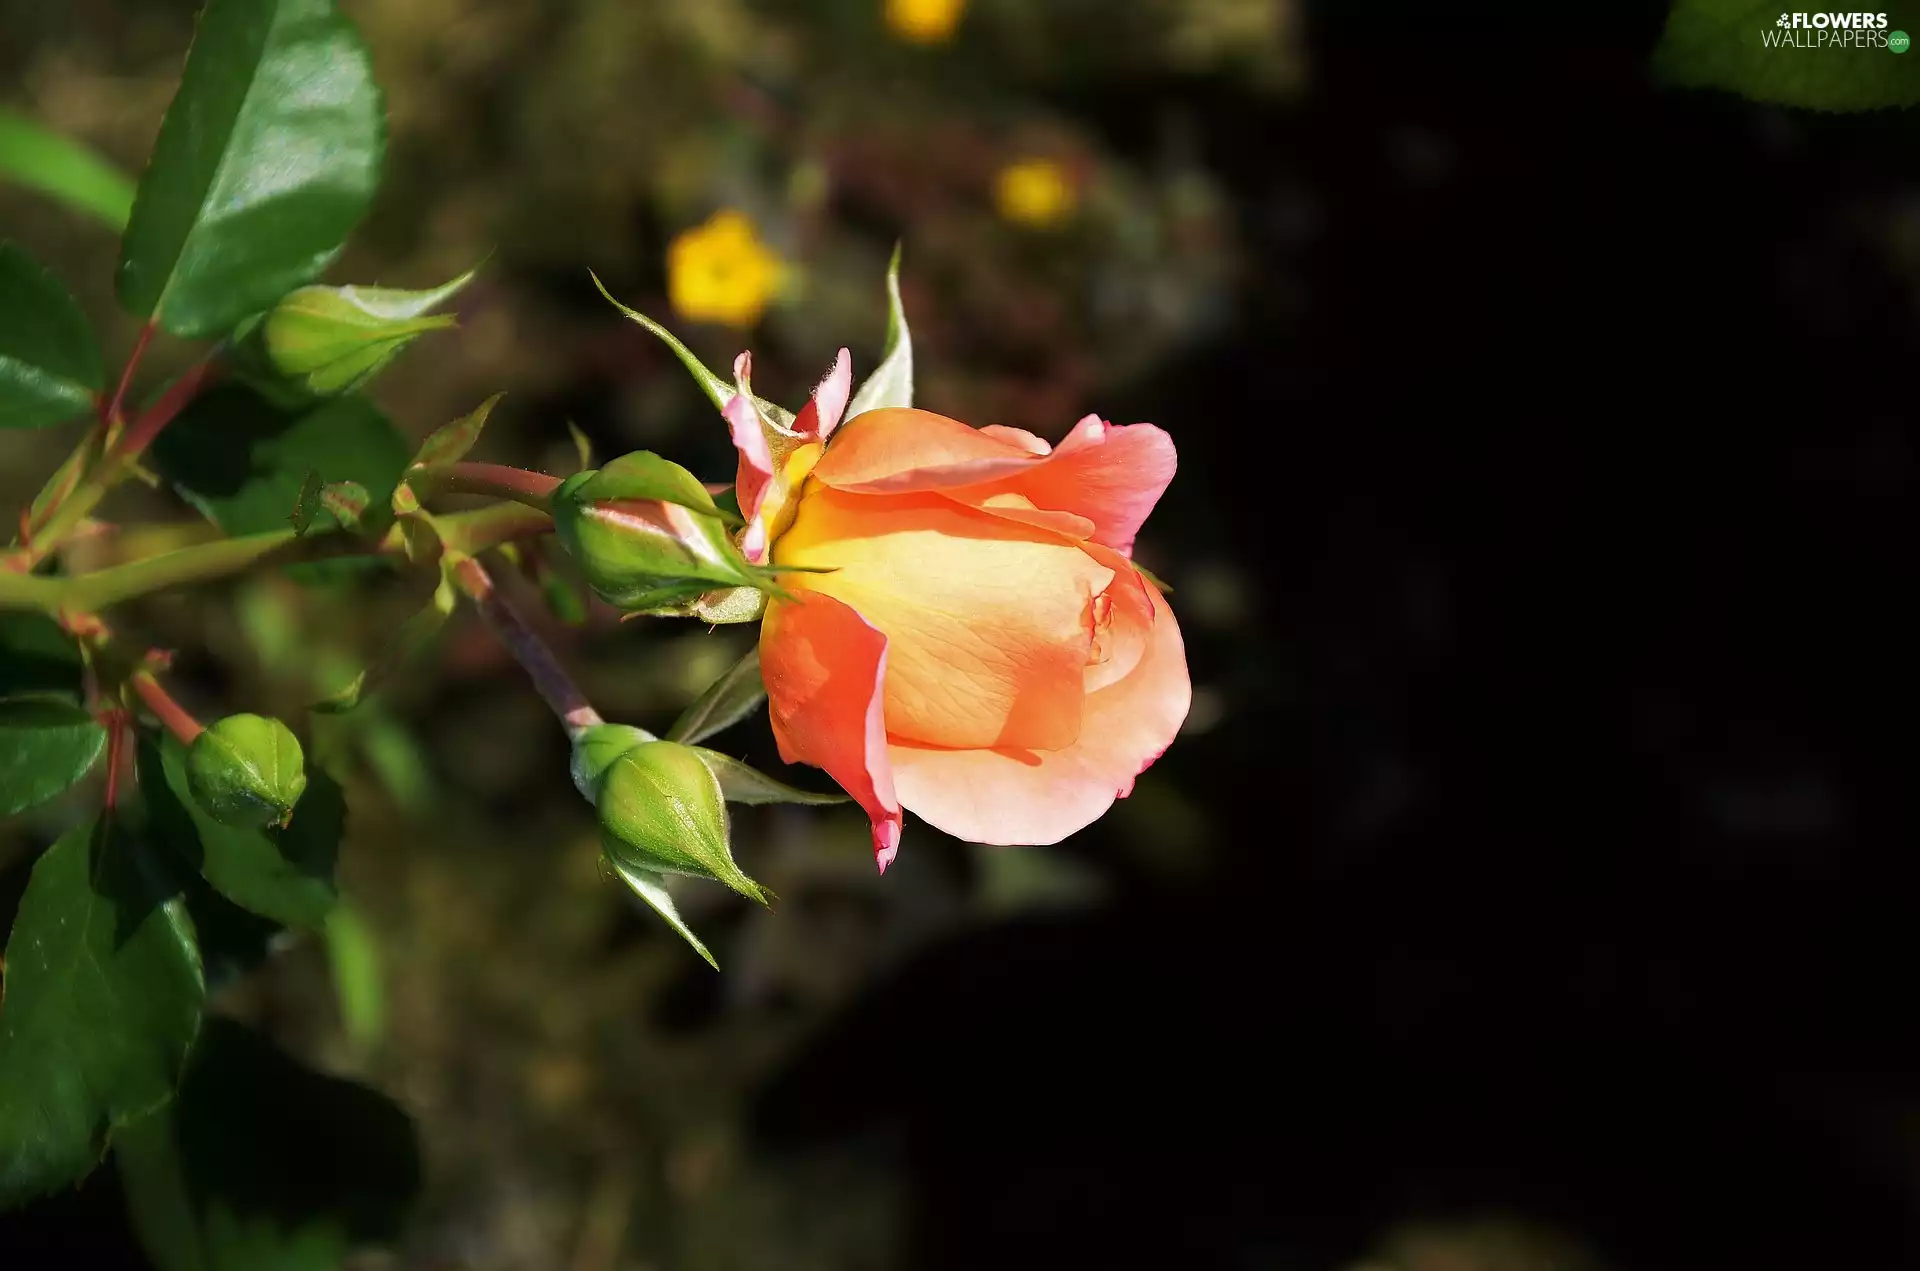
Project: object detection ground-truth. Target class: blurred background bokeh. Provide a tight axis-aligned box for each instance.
[4,1,1919,1268]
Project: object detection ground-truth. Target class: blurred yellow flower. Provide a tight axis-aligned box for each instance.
[667,211,785,329]
[886,0,966,45]
[994,158,1077,229]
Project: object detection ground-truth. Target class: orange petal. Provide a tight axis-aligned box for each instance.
[774,488,1112,751]
[888,574,1190,846]
[812,408,1041,492]
[759,591,903,870]
[979,424,1052,455]
[966,415,1176,556]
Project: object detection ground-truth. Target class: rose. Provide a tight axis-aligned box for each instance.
[746,397,1189,869]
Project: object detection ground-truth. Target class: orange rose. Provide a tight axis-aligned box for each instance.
[730,374,1188,868]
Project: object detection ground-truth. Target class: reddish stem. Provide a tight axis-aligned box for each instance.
[131,670,205,745]
[439,462,562,506]
[451,555,602,734]
[114,354,223,462]
[104,322,157,427]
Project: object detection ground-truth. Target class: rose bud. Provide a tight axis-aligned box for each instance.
[262,271,470,396]
[185,713,309,830]
[550,452,766,612]
[591,739,768,904]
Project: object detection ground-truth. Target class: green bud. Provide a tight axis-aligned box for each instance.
[569,722,653,800]
[186,714,308,829]
[594,740,767,904]
[263,269,473,395]
[551,457,763,611]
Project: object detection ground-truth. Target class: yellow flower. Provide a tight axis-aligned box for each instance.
[667,211,785,329]
[885,0,966,45]
[993,158,1077,229]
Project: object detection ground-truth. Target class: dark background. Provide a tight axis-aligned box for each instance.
[3,1,1917,1267]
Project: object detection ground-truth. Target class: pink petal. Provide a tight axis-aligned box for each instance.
[725,352,777,565]
[793,347,853,441]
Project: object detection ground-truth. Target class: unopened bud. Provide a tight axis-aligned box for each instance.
[551,454,761,611]
[569,722,653,800]
[263,270,471,395]
[593,740,767,904]
[186,714,308,829]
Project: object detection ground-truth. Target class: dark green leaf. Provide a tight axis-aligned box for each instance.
[0,698,107,817]
[152,384,409,537]
[667,647,765,745]
[694,748,849,806]
[142,734,341,929]
[845,244,912,418]
[0,611,84,702]
[116,0,385,338]
[409,392,500,469]
[0,242,103,430]
[116,1018,420,1271]
[1654,1,1920,111]
[0,818,204,1207]
[0,111,137,230]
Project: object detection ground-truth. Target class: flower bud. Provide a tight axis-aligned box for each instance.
[551,454,763,611]
[262,271,470,395]
[568,722,652,800]
[593,740,767,904]
[185,714,308,829]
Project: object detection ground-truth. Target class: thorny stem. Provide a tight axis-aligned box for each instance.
[130,670,203,745]
[0,503,553,617]
[410,462,561,511]
[103,322,157,429]
[449,555,603,736]
[18,350,226,568]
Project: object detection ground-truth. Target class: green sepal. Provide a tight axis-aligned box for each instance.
[845,243,913,419]
[603,857,718,970]
[694,748,848,806]
[264,278,463,396]
[595,740,768,904]
[667,647,766,746]
[588,271,794,427]
[574,451,739,525]
[409,390,499,470]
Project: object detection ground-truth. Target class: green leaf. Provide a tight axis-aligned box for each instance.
[667,647,766,745]
[694,748,849,806]
[0,242,104,430]
[116,1018,420,1271]
[116,0,385,338]
[1653,1,1920,111]
[604,857,718,970]
[0,611,84,702]
[142,734,342,929]
[0,698,107,817]
[322,903,384,1051]
[845,244,913,419]
[0,110,137,231]
[311,569,455,713]
[152,384,409,537]
[0,818,205,1207]
[409,391,499,469]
